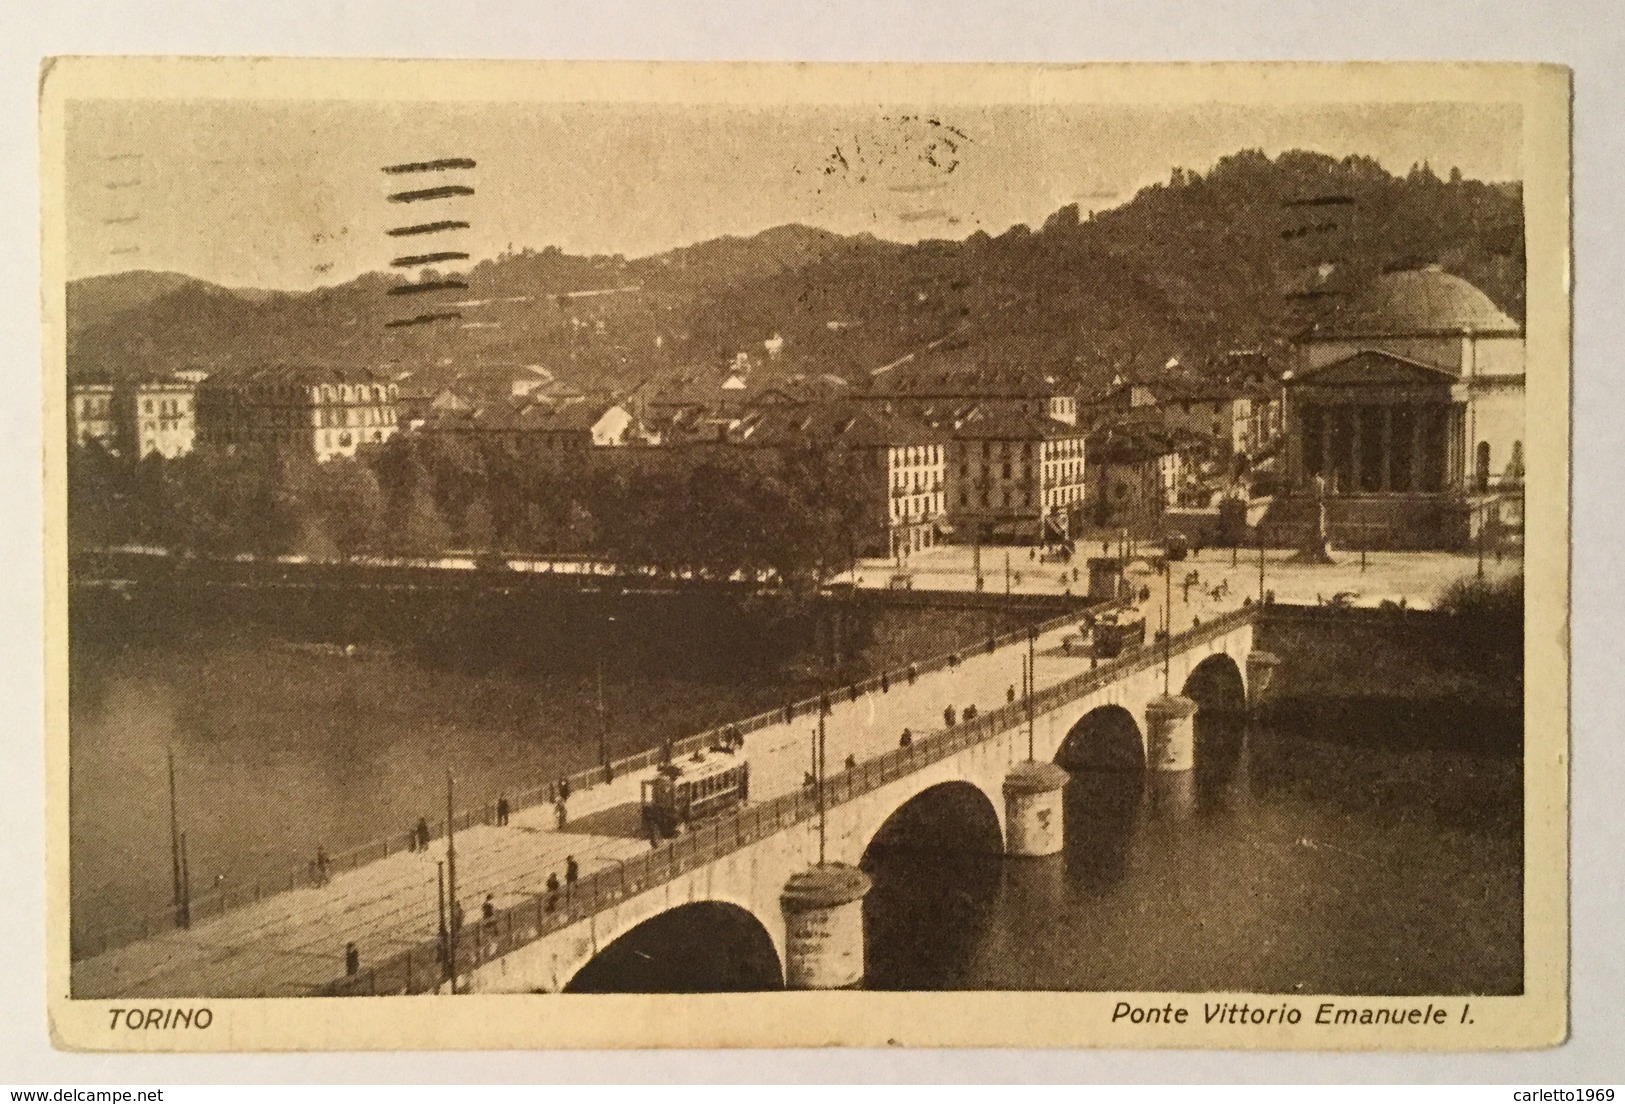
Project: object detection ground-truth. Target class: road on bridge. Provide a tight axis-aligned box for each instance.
[72,576,1252,1000]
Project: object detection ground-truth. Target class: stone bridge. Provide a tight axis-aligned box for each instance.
[326,606,1276,996]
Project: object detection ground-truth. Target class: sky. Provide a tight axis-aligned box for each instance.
[64,99,1522,290]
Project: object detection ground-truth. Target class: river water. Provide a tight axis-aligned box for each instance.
[863,706,1523,995]
[66,590,1035,954]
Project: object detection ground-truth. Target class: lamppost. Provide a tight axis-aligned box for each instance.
[1026,626,1037,760]
[166,747,188,929]
[597,615,616,777]
[444,771,459,993]
[1257,526,1267,607]
[1477,500,1488,580]
[436,859,447,985]
[1162,556,1173,695]
[816,696,829,865]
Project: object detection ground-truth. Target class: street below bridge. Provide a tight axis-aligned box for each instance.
[72,571,1263,1000]
[848,545,1518,609]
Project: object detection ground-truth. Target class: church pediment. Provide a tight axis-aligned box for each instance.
[1294,350,1458,389]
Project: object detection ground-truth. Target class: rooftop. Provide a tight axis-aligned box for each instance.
[1314,266,1521,339]
[201,364,395,388]
[732,401,940,450]
[951,408,1086,441]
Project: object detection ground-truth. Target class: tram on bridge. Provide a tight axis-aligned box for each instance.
[1092,610,1147,658]
[640,751,751,839]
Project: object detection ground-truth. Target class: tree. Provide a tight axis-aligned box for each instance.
[462,498,495,554]
[66,441,129,551]
[307,458,385,560]
[395,485,454,557]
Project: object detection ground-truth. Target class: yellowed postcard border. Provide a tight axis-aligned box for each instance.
[40,57,1571,1052]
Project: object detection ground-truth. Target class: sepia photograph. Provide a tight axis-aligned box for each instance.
[39,57,1570,1051]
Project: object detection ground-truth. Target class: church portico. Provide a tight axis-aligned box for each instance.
[1274,266,1525,551]
[1286,351,1462,496]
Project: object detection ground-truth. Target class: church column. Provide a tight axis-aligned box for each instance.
[1456,408,1469,491]
[1349,407,1363,494]
[1411,407,1427,492]
[1380,406,1394,492]
[1319,406,1334,489]
[1286,402,1303,486]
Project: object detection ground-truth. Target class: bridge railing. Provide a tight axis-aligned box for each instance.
[321,604,1256,997]
[72,588,1107,962]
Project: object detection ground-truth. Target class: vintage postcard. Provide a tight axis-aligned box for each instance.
[41,58,1569,1051]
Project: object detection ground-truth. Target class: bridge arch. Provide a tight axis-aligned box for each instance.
[1055,704,1145,772]
[1054,704,1146,886]
[1182,652,1247,716]
[1182,652,1249,807]
[860,780,1003,989]
[562,900,783,993]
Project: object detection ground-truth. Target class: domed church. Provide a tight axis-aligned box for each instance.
[1279,265,1524,549]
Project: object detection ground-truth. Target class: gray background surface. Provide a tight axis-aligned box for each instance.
[4,0,1618,1083]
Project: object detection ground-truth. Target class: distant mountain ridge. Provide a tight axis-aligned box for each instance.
[65,150,1525,398]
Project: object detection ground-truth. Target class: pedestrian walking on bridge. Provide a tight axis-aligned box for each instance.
[496,795,510,826]
[416,817,431,851]
[554,798,568,829]
[566,855,579,889]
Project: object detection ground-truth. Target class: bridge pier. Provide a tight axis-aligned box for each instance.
[1246,650,1282,709]
[1002,761,1070,857]
[1145,694,1198,772]
[1148,769,1198,819]
[780,864,872,990]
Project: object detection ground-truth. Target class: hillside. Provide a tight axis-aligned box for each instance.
[64,149,1525,395]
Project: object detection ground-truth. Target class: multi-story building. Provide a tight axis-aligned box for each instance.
[70,376,199,459]
[1085,420,1188,533]
[1087,371,1251,458]
[122,379,196,459]
[416,396,650,459]
[946,410,1089,545]
[730,403,945,560]
[69,380,117,449]
[196,365,399,462]
[864,343,1079,427]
